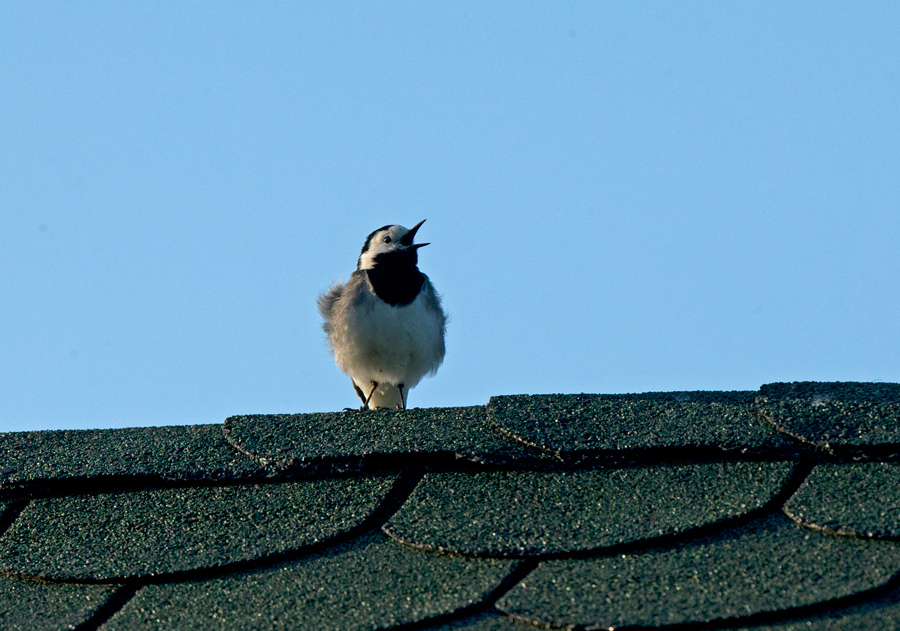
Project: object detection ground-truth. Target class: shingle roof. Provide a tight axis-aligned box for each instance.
[1,381,899,630]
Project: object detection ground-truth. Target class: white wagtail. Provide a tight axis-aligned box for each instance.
[318,220,446,410]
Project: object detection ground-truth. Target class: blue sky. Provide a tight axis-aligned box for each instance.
[2,3,898,433]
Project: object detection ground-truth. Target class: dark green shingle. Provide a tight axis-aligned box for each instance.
[487,391,800,459]
[758,381,900,451]
[497,514,900,629]
[0,574,118,631]
[3,382,898,630]
[224,406,545,469]
[784,462,900,538]
[427,612,529,630]
[0,423,267,490]
[738,599,900,630]
[384,461,794,556]
[0,476,394,580]
[101,533,515,631]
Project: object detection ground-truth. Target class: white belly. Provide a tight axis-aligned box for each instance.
[333,291,443,394]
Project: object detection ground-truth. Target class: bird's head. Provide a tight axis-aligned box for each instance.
[357,219,429,270]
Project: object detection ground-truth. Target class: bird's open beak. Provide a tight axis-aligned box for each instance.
[401,219,427,247]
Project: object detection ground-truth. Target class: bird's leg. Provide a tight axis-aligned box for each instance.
[352,381,367,405]
[362,381,379,409]
[397,384,406,410]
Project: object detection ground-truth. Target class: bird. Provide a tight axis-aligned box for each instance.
[318,219,446,410]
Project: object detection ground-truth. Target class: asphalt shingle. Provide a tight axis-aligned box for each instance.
[428,612,527,630]
[0,573,118,631]
[384,461,795,556]
[758,381,900,453]
[0,476,395,581]
[224,406,544,470]
[101,533,515,631]
[487,391,801,461]
[740,599,900,630]
[496,513,900,629]
[784,462,900,539]
[0,424,267,492]
[4,382,899,630]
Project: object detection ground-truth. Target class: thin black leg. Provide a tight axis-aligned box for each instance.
[352,381,367,405]
[363,381,379,409]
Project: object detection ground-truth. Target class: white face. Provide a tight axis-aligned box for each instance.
[357,225,413,270]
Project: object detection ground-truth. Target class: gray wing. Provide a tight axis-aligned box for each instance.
[317,281,345,336]
[421,275,447,365]
[317,272,372,337]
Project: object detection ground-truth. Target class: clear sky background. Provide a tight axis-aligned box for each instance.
[2,3,898,433]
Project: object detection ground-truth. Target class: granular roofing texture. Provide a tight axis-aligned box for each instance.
[1,381,899,630]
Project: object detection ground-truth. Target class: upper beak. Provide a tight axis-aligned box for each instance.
[401,219,427,246]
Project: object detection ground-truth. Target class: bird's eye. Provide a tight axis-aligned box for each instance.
[382,236,392,244]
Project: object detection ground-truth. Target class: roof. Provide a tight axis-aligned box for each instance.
[1,381,899,630]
